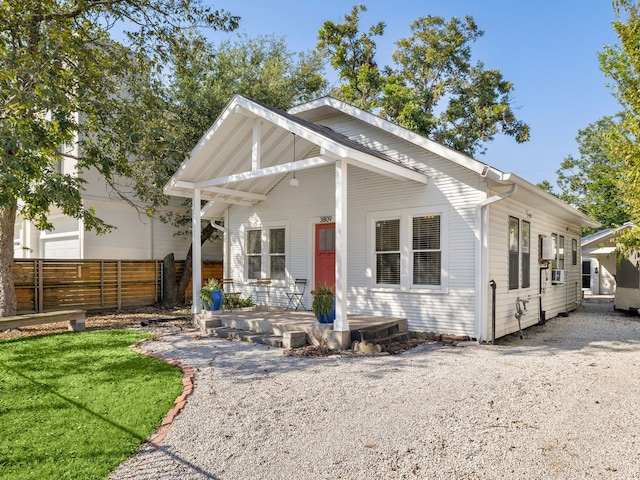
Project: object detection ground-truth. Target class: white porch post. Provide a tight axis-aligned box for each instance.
[192,187,202,314]
[334,159,349,332]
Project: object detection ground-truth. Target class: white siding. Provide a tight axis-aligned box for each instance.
[487,197,582,339]
[227,114,485,337]
[83,199,222,260]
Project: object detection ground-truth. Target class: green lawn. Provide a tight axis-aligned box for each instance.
[0,330,183,480]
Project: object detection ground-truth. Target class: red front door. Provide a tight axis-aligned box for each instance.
[314,223,335,291]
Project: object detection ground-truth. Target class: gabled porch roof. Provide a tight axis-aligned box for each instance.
[163,95,429,220]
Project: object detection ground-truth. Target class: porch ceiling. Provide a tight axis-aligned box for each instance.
[164,95,429,220]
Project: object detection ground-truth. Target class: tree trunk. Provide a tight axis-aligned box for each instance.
[175,223,218,305]
[0,206,18,317]
[162,253,177,308]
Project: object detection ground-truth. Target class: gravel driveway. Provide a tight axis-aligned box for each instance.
[110,301,640,480]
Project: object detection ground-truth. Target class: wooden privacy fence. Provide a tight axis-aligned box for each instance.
[15,259,222,314]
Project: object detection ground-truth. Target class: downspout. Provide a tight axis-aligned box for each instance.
[210,217,229,278]
[475,184,517,343]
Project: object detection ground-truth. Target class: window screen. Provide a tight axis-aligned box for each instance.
[509,216,519,290]
[521,220,530,288]
[247,230,262,279]
[375,219,400,284]
[269,228,285,280]
[412,215,441,285]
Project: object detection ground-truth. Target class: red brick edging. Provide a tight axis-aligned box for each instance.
[130,342,196,448]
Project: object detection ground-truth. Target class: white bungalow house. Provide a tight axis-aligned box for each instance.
[581,224,632,296]
[164,95,599,345]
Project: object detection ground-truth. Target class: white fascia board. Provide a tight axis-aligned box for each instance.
[289,96,488,176]
[195,155,335,189]
[235,96,350,158]
[497,172,601,228]
[583,247,616,255]
[163,95,242,193]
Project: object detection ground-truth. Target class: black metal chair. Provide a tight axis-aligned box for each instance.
[285,279,307,310]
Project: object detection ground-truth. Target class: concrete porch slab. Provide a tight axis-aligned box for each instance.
[194,308,406,350]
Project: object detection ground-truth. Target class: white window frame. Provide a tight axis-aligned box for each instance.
[241,222,289,284]
[367,205,449,293]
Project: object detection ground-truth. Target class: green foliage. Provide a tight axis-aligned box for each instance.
[595,0,640,252]
[0,0,238,231]
[199,278,222,309]
[311,282,335,316]
[317,5,530,156]
[554,117,630,234]
[0,330,183,480]
[223,293,254,309]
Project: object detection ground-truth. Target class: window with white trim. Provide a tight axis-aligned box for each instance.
[370,208,447,291]
[572,239,578,265]
[375,219,400,285]
[508,216,519,290]
[509,217,530,289]
[246,230,262,280]
[558,235,565,269]
[412,215,441,286]
[245,227,286,280]
[522,220,530,288]
[269,228,286,280]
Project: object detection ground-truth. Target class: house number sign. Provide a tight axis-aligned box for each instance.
[320,216,333,223]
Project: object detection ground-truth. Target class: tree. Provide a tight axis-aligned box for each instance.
[554,117,630,233]
[0,1,239,316]
[163,34,327,303]
[597,0,640,252]
[317,4,530,156]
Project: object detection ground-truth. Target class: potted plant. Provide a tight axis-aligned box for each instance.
[200,278,223,311]
[311,282,335,324]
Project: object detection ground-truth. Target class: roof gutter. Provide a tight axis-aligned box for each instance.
[475,184,518,342]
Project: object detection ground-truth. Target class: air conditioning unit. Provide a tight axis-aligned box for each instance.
[551,269,567,284]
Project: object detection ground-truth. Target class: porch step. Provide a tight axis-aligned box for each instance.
[351,320,408,343]
[208,327,283,348]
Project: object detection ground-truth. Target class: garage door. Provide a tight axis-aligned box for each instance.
[43,238,80,259]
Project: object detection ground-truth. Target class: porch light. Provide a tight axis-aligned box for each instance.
[288,133,299,187]
[289,172,299,187]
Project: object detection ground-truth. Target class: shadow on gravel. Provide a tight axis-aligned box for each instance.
[491,300,640,355]
[137,299,640,385]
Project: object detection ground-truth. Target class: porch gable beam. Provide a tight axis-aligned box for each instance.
[200,186,268,202]
[195,155,335,189]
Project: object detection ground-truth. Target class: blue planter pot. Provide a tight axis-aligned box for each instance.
[207,290,223,311]
[314,296,335,324]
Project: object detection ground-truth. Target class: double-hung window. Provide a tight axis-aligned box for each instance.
[509,217,530,289]
[508,217,520,290]
[246,230,262,280]
[371,207,447,291]
[245,226,286,281]
[412,215,441,286]
[375,219,400,285]
[269,228,286,280]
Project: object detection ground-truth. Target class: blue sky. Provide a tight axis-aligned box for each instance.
[208,1,621,187]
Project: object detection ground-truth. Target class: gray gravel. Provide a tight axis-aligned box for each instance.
[110,301,640,480]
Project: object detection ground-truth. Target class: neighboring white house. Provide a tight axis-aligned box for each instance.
[13,128,222,262]
[164,95,599,343]
[581,223,635,295]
